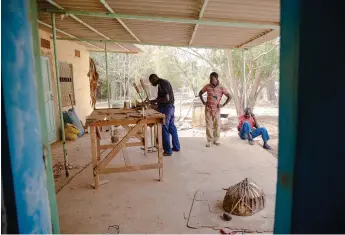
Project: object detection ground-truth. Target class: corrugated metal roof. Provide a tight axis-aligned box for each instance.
[39,13,101,40]
[203,0,280,24]
[77,16,137,42]
[38,16,141,53]
[37,0,280,49]
[193,25,266,48]
[121,20,195,45]
[106,0,201,19]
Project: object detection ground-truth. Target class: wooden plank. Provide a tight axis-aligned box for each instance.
[126,142,143,147]
[99,142,143,150]
[88,117,164,127]
[96,119,146,170]
[90,126,100,188]
[87,108,164,119]
[122,125,145,142]
[98,163,162,174]
[157,123,164,181]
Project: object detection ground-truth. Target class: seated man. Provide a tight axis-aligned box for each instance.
[237,108,272,150]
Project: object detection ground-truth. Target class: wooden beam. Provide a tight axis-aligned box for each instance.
[96,119,146,170]
[88,118,163,127]
[189,0,210,45]
[122,125,145,142]
[90,126,100,188]
[98,163,162,174]
[45,0,129,51]
[99,0,141,42]
[99,142,143,150]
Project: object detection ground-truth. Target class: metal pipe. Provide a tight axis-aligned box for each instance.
[51,13,69,177]
[189,0,210,45]
[243,50,247,109]
[54,37,245,50]
[105,42,110,108]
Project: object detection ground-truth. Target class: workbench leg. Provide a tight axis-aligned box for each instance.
[144,123,148,156]
[91,126,100,188]
[154,124,158,148]
[157,123,164,181]
[151,126,154,150]
[96,137,101,162]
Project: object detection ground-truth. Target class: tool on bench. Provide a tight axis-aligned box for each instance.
[133,82,150,109]
[140,79,150,102]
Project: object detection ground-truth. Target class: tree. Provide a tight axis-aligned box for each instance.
[89,39,279,115]
[176,39,280,115]
[90,48,154,101]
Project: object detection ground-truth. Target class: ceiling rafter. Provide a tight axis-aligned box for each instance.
[237,29,277,48]
[45,0,130,51]
[38,20,104,51]
[189,0,209,46]
[99,0,141,42]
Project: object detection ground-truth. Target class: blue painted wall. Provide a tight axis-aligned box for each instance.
[1,0,52,233]
[275,0,345,233]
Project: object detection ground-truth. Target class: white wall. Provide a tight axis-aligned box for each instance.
[39,29,93,142]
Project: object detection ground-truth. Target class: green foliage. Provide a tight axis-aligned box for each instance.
[90,38,280,113]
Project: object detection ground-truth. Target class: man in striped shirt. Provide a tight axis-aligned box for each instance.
[199,72,231,147]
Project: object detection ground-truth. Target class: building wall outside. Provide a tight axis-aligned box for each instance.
[39,29,93,142]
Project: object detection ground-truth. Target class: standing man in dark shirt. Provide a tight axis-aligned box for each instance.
[149,74,180,156]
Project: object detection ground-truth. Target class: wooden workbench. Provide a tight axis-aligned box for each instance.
[85,108,165,188]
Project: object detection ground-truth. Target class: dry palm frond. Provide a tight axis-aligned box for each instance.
[88,58,99,108]
[223,178,265,216]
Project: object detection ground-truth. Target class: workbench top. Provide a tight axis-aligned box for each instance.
[85,108,165,126]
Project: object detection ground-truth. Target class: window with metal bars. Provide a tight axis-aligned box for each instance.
[59,62,75,107]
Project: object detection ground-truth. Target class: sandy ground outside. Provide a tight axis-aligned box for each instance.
[51,133,277,233]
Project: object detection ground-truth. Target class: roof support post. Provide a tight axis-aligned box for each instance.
[105,42,110,108]
[243,49,247,109]
[51,13,69,177]
[189,0,209,45]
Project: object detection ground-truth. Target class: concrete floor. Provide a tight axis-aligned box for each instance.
[53,134,277,234]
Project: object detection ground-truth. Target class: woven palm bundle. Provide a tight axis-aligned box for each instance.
[88,58,99,107]
[223,178,265,216]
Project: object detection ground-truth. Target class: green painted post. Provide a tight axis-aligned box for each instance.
[51,13,69,177]
[29,1,60,233]
[105,42,110,108]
